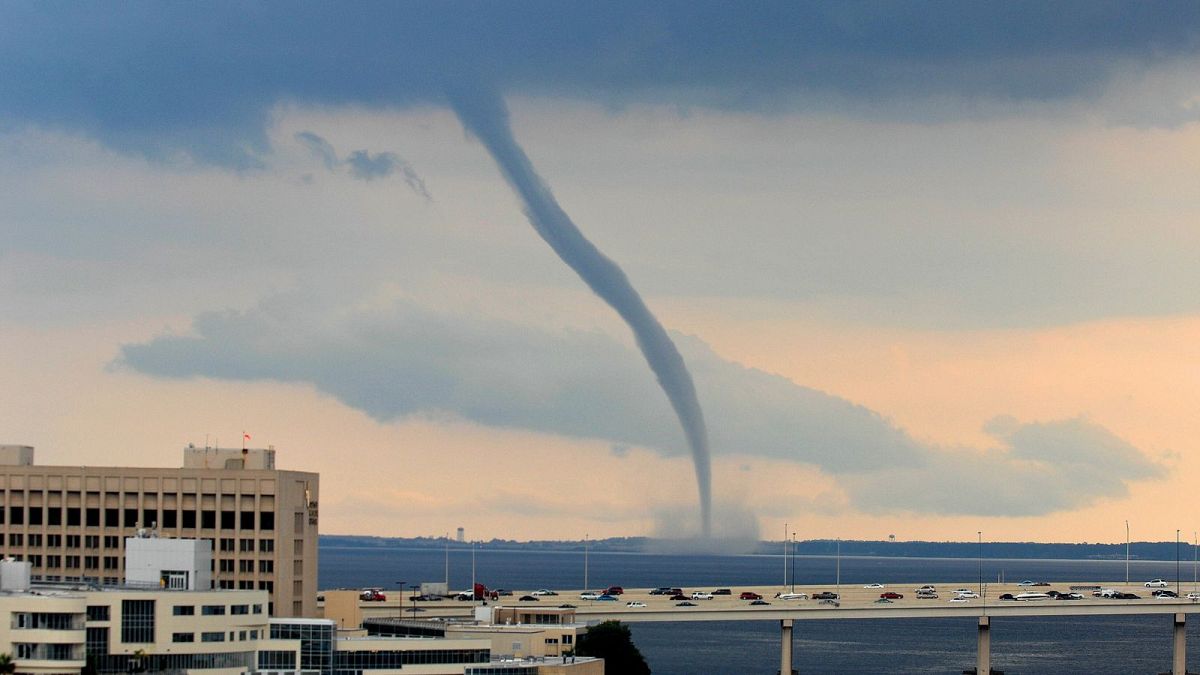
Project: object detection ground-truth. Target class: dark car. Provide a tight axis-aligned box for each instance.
[494,589,514,596]
[880,592,904,599]
[558,604,577,609]
[649,587,674,595]
[713,588,732,595]
[1114,592,1141,599]
[670,593,688,601]
[518,595,539,601]
[739,592,763,600]
[676,601,697,607]
[606,586,624,596]
[749,599,771,606]
[999,593,1015,600]
[1153,590,1179,598]
[812,592,839,600]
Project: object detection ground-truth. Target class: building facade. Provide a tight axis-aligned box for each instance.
[0,445,319,616]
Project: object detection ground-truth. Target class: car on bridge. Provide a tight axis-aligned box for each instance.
[750,599,771,606]
[812,592,839,600]
[776,592,808,600]
[691,591,714,600]
[1146,579,1170,588]
[626,601,646,608]
[739,592,763,600]
[863,583,884,589]
[880,592,903,599]
[531,589,558,596]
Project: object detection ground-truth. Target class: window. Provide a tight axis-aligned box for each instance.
[8,533,22,547]
[66,507,81,526]
[219,559,234,573]
[258,581,274,594]
[182,510,196,528]
[239,559,253,573]
[28,554,42,568]
[239,580,254,590]
[172,605,194,616]
[201,631,225,643]
[294,512,304,532]
[239,630,247,641]
[250,629,259,639]
[86,507,100,527]
[66,535,81,548]
[161,510,177,528]
[260,512,274,530]
[201,605,226,616]
[124,508,138,527]
[28,534,41,547]
[48,507,61,525]
[86,626,108,656]
[105,508,119,527]
[28,507,42,526]
[221,510,235,530]
[293,539,303,555]
[84,556,99,569]
[66,556,80,569]
[218,579,235,589]
[103,556,119,570]
[104,535,120,548]
[240,538,254,553]
[240,511,255,530]
[46,555,61,568]
[87,605,111,621]
[263,560,276,574]
[85,535,99,549]
[9,506,24,525]
[47,534,61,547]
[142,508,157,529]
[220,538,235,552]
[258,539,274,553]
[200,510,216,529]
[252,604,263,615]
[120,600,155,644]
[172,632,195,643]
[231,605,249,615]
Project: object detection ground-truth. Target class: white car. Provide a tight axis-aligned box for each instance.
[776,592,808,600]
[955,591,980,599]
[531,589,558,596]
[691,592,714,600]
[949,597,970,603]
[1145,579,1170,588]
[580,592,602,600]
[863,583,884,589]
[1187,593,1200,601]
[626,601,646,608]
[915,585,936,593]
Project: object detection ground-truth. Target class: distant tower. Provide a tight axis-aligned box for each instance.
[888,534,896,542]
[456,527,465,543]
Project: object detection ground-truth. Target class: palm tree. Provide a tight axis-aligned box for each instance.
[0,652,16,674]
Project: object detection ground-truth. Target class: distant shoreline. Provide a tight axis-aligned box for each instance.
[321,534,1192,561]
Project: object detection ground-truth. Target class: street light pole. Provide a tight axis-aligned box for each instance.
[790,532,796,594]
[397,580,405,619]
[978,531,983,599]
[1177,529,1181,597]
[1125,520,1130,586]
[783,522,788,589]
[410,584,420,620]
[584,533,589,592]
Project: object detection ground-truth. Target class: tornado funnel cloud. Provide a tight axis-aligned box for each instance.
[450,88,712,537]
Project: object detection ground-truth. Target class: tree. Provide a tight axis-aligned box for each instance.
[574,620,650,675]
[0,653,15,675]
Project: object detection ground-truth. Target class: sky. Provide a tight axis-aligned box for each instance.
[2,1,1200,544]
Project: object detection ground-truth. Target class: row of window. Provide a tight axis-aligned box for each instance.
[173,628,262,643]
[0,506,276,530]
[218,558,275,573]
[11,612,82,630]
[13,642,81,661]
[169,602,264,617]
[1,533,276,553]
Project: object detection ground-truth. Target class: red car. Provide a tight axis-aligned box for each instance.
[880,592,903,599]
[360,589,387,601]
[606,586,624,596]
[739,591,763,600]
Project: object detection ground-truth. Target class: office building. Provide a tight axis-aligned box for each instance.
[0,444,319,616]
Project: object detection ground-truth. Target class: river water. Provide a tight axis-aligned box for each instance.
[321,545,1200,673]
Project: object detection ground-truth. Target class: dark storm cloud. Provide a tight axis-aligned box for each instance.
[1,1,1197,165]
[293,131,431,197]
[117,298,1164,516]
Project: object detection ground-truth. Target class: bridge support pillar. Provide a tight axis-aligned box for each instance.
[976,615,991,675]
[1173,612,1186,675]
[780,618,793,675]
